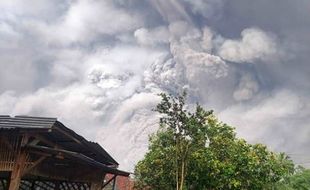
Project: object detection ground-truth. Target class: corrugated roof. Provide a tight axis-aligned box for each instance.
[0,115,119,166]
[0,115,56,129]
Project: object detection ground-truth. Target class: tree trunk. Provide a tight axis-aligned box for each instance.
[180,158,185,190]
[176,137,179,190]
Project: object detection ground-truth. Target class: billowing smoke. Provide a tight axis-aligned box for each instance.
[0,0,310,171]
[218,28,278,63]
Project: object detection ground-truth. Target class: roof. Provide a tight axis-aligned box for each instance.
[0,115,128,176]
[26,145,129,176]
[0,115,56,129]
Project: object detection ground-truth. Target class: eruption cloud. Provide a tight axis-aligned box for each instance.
[0,0,310,170]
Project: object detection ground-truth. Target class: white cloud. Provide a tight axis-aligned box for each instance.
[244,90,303,120]
[218,28,277,63]
[168,21,194,39]
[143,54,187,93]
[61,0,143,40]
[97,92,161,171]
[220,90,305,142]
[171,41,228,80]
[149,0,192,23]
[200,27,214,52]
[182,0,225,19]
[0,53,37,93]
[233,74,259,101]
[219,90,310,167]
[134,26,170,46]
[24,0,144,45]
[0,0,309,171]
[0,0,66,19]
[0,43,165,140]
[0,91,17,113]
[0,21,21,48]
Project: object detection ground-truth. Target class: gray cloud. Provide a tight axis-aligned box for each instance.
[219,89,310,166]
[233,74,259,101]
[149,0,192,23]
[182,0,226,19]
[0,0,310,171]
[134,26,170,46]
[218,28,278,63]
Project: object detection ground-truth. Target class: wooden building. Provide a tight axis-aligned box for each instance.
[0,115,130,190]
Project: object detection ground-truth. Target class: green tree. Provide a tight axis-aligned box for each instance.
[134,93,295,190]
[274,167,310,189]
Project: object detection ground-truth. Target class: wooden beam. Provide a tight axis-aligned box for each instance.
[8,149,27,190]
[28,139,40,146]
[23,156,47,175]
[29,134,57,148]
[90,173,105,190]
[26,150,51,157]
[0,136,13,150]
[90,180,102,190]
[20,134,29,147]
[112,176,117,190]
[53,126,82,144]
[102,175,116,189]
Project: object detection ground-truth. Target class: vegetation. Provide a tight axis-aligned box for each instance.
[274,167,310,189]
[134,92,296,190]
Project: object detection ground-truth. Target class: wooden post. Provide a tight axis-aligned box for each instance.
[102,175,116,189]
[31,180,35,190]
[112,176,117,190]
[54,181,60,190]
[90,180,102,190]
[8,150,27,190]
[90,170,105,190]
[91,174,103,190]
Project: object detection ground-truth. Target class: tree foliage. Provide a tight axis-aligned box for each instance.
[134,92,295,190]
[274,168,310,189]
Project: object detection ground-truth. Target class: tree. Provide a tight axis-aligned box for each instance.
[134,92,295,190]
[274,167,310,189]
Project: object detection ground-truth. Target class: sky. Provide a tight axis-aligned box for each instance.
[0,0,310,171]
